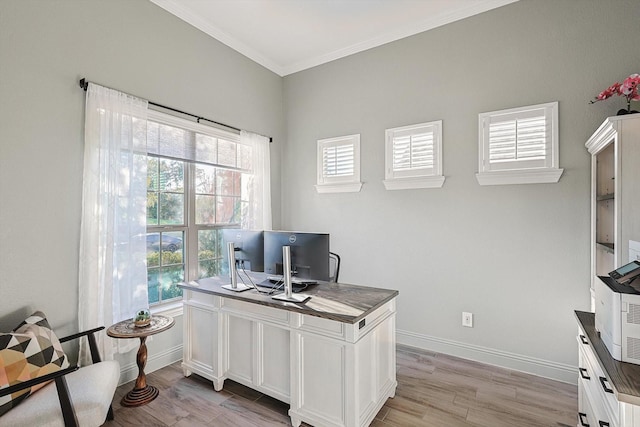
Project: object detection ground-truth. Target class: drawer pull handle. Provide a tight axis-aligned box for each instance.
[599,421,610,427]
[599,376,614,394]
[579,367,591,380]
[578,412,590,427]
[580,334,589,345]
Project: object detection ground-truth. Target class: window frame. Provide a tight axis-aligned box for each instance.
[146,110,249,310]
[476,101,563,185]
[383,120,445,190]
[315,134,363,193]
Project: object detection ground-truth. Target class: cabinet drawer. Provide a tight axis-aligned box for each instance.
[299,314,345,340]
[578,393,606,427]
[184,289,218,307]
[356,300,395,339]
[578,333,619,426]
[222,298,290,326]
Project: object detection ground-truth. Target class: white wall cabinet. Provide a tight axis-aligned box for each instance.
[586,115,640,309]
[180,278,398,427]
[578,114,640,427]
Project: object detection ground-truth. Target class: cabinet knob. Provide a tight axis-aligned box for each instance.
[580,334,589,345]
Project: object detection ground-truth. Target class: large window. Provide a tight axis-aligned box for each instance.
[145,111,254,306]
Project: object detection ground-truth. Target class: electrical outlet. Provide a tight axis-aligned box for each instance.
[462,312,473,328]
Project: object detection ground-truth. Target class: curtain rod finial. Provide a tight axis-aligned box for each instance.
[79,78,88,90]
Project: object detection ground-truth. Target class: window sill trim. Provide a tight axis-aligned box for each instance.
[150,301,183,318]
[383,175,445,190]
[476,168,563,186]
[315,182,363,193]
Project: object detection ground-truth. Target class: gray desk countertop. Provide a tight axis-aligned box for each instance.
[178,272,398,324]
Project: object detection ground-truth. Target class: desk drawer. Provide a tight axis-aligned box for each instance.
[184,290,218,308]
[299,314,346,340]
[222,298,290,326]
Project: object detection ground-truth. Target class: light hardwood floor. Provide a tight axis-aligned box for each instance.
[103,345,577,427]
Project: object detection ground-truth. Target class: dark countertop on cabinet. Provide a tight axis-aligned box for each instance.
[575,310,640,406]
[179,272,399,324]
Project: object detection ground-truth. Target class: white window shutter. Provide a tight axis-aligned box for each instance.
[477,102,562,185]
[316,134,362,193]
[392,132,434,171]
[384,120,444,190]
[323,143,354,178]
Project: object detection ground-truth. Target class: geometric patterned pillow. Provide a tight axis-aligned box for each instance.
[0,311,70,416]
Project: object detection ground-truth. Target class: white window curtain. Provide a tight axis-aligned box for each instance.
[240,130,272,230]
[78,83,150,364]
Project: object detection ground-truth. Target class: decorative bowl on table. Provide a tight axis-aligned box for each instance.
[133,309,151,327]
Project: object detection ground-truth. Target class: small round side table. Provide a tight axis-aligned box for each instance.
[107,314,175,407]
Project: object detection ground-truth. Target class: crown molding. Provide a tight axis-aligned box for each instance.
[150,0,518,77]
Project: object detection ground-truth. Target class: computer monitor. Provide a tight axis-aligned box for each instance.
[263,231,330,281]
[221,229,264,272]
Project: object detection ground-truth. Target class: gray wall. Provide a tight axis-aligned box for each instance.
[282,0,640,381]
[2,0,639,384]
[0,0,283,364]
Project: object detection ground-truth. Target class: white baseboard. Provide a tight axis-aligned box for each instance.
[117,344,183,386]
[115,333,577,387]
[396,329,577,385]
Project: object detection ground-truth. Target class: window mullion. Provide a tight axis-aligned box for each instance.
[185,161,198,282]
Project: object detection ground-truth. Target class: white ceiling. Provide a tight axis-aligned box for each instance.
[150,0,518,76]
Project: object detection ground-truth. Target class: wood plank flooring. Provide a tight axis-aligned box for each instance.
[103,345,577,427]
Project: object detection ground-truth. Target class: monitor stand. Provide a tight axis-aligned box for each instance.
[223,241,252,292]
[272,291,310,303]
[272,245,310,303]
[222,283,252,292]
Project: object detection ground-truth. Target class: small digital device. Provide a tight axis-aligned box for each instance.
[609,260,640,285]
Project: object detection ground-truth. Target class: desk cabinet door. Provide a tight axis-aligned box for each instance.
[257,323,290,402]
[293,332,348,427]
[227,315,253,382]
[184,305,218,378]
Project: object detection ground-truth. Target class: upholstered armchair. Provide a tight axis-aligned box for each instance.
[0,312,119,427]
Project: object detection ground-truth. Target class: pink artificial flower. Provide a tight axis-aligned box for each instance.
[596,82,621,100]
[591,74,639,109]
[621,73,640,96]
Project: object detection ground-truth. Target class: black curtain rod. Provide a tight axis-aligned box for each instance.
[79,78,272,143]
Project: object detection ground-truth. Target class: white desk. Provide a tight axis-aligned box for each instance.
[179,273,398,427]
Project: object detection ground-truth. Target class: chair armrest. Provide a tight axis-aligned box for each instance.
[60,326,105,364]
[0,366,78,397]
[59,326,104,344]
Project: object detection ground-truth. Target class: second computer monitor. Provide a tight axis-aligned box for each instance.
[221,229,264,272]
[263,231,330,281]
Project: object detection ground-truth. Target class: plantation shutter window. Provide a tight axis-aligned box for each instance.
[484,107,550,171]
[383,121,445,190]
[476,102,563,185]
[316,134,362,193]
[323,143,354,178]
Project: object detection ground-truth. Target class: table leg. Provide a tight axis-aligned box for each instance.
[121,336,159,407]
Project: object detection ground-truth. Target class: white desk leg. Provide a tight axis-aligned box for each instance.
[182,365,192,377]
[212,378,225,392]
[290,415,302,427]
